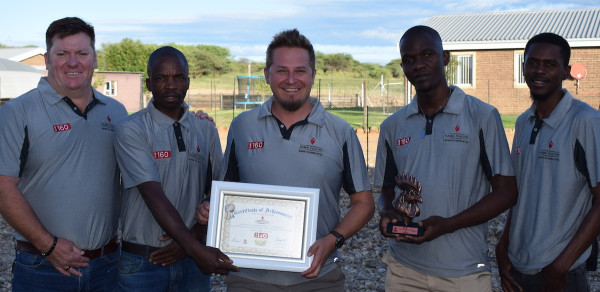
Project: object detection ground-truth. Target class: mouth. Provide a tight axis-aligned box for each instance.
[284,88,299,92]
[65,72,81,76]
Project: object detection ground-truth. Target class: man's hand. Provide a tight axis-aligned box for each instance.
[190,244,239,275]
[495,237,522,292]
[392,216,449,244]
[46,238,90,277]
[149,234,186,266]
[195,200,211,225]
[301,234,336,278]
[379,209,401,239]
[195,110,215,125]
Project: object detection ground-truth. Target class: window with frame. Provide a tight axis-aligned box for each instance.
[514,52,526,86]
[104,81,117,96]
[453,54,473,86]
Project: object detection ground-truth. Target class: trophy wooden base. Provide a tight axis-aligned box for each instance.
[386,222,425,236]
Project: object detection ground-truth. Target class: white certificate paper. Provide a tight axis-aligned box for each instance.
[207,181,319,272]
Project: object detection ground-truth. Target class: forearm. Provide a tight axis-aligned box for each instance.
[138,182,199,253]
[334,191,374,238]
[552,185,600,271]
[445,175,517,233]
[378,186,396,214]
[0,175,55,252]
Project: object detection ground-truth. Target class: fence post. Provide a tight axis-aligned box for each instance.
[363,80,367,133]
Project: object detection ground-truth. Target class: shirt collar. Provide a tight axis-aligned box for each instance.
[39,77,106,106]
[147,97,191,128]
[526,89,573,129]
[258,96,326,127]
[406,85,466,118]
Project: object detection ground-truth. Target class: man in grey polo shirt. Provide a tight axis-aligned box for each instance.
[374,25,518,291]
[114,46,238,291]
[496,33,600,291]
[0,17,125,291]
[197,29,375,291]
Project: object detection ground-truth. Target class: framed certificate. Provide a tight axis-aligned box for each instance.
[206,181,320,272]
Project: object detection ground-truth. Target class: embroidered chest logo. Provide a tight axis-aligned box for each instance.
[248,141,264,150]
[53,123,71,132]
[549,140,554,149]
[515,146,522,155]
[197,145,201,152]
[538,141,559,162]
[153,151,171,159]
[189,145,205,163]
[311,137,316,144]
[101,116,115,131]
[455,124,460,132]
[107,115,111,122]
[397,137,411,146]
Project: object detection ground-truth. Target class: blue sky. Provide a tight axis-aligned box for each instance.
[1,0,598,65]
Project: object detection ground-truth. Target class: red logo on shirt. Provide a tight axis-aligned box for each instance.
[248,141,264,150]
[53,123,71,132]
[549,141,554,148]
[455,124,460,132]
[153,151,171,159]
[515,146,522,155]
[107,115,111,122]
[311,137,316,144]
[197,145,200,152]
[397,137,411,146]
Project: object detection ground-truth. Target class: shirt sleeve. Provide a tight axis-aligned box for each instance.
[341,125,371,195]
[0,101,28,177]
[577,113,600,188]
[373,118,398,188]
[114,120,161,189]
[481,108,514,177]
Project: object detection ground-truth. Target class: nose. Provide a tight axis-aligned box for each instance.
[67,53,78,66]
[286,71,296,83]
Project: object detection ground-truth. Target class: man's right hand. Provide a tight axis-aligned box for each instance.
[495,240,522,292]
[378,209,401,239]
[47,237,89,277]
[195,200,210,225]
[190,244,239,275]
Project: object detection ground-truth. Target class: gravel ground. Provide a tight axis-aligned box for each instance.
[2,172,599,291]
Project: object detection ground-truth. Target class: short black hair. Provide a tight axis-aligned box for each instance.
[266,29,315,72]
[46,17,95,51]
[524,32,571,66]
[400,25,443,51]
[147,46,189,77]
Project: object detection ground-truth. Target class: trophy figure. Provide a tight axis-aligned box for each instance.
[386,173,425,236]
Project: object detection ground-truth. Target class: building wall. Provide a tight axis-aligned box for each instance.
[457,48,600,114]
[93,72,143,113]
[21,55,46,67]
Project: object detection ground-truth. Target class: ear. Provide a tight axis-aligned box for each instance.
[264,67,270,84]
[562,65,571,81]
[44,52,49,70]
[442,50,450,66]
[145,78,151,92]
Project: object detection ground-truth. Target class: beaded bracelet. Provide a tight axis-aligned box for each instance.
[42,236,58,257]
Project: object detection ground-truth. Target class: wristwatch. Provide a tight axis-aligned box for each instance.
[329,230,345,249]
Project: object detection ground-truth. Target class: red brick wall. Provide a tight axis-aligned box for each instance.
[457,48,600,114]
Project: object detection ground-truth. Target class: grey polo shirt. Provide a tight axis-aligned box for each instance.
[508,89,600,274]
[0,77,128,250]
[373,85,514,278]
[114,99,222,247]
[220,96,371,285]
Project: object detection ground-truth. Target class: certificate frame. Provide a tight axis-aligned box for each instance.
[206,181,319,272]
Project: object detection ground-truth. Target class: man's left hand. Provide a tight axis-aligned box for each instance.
[195,110,215,125]
[149,234,186,266]
[301,235,336,278]
[540,263,568,292]
[394,216,449,244]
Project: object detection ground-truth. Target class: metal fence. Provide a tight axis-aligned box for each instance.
[186,77,407,167]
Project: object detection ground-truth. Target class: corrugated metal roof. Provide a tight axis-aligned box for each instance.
[0,58,40,73]
[424,9,600,47]
[0,47,46,62]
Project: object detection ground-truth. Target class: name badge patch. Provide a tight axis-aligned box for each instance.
[248,141,264,150]
[444,133,469,144]
[153,151,171,159]
[53,123,71,132]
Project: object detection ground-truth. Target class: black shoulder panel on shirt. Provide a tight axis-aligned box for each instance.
[382,140,398,188]
[342,142,357,195]
[479,129,492,181]
[19,126,29,177]
[574,139,592,188]
[204,157,213,195]
[224,139,240,182]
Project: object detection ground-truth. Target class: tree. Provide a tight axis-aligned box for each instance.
[98,38,156,76]
[322,53,355,72]
[385,59,404,78]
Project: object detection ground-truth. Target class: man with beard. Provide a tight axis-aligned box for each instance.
[374,25,517,291]
[496,33,600,291]
[196,29,374,291]
[114,46,238,291]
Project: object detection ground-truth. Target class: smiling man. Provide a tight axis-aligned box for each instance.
[496,32,600,292]
[114,46,238,291]
[374,25,517,291]
[0,17,127,291]
[196,29,374,291]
